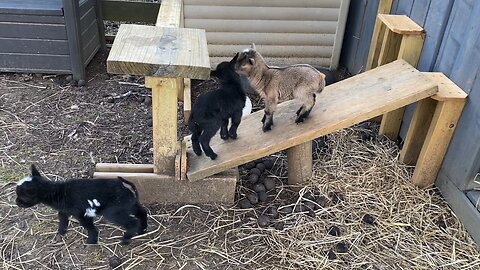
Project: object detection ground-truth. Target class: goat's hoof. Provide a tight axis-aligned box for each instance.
[120,238,131,245]
[208,153,218,160]
[193,149,202,156]
[86,239,98,245]
[262,126,272,132]
[220,134,229,140]
[229,133,237,140]
[57,229,67,236]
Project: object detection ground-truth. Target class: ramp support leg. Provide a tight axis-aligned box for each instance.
[287,141,313,185]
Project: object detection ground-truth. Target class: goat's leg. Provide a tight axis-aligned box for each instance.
[133,202,148,235]
[57,212,69,236]
[191,126,203,156]
[262,99,277,132]
[77,216,98,244]
[228,111,242,139]
[220,118,229,140]
[295,93,316,123]
[199,127,218,160]
[104,209,140,245]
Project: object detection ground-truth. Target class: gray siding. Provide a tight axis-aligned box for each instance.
[80,0,101,65]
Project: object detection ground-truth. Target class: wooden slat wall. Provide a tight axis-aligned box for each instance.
[79,0,101,65]
[184,0,350,69]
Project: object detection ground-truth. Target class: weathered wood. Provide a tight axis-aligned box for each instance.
[412,99,466,187]
[401,72,467,165]
[377,28,402,66]
[0,38,69,54]
[93,169,238,204]
[379,107,405,140]
[101,0,160,23]
[183,78,192,122]
[63,0,85,81]
[287,142,313,185]
[175,141,182,181]
[186,60,438,181]
[366,0,394,70]
[0,54,71,73]
[397,34,425,67]
[145,77,181,175]
[107,25,210,79]
[96,163,154,173]
[0,0,63,16]
[0,22,67,39]
[180,140,187,181]
[378,14,424,35]
[156,0,183,27]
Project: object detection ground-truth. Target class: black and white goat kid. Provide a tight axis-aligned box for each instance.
[188,53,248,160]
[15,165,148,245]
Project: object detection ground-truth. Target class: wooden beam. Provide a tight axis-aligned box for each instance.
[378,14,424,35]
[183,78,192,122]
[145,77,181,175]
[287,142,312,184]
[377,28,402,66]
[378,107,405,140]
[156,0,183,28]
[107,25,210,79]
[365,0,393,70]
[185,60,438,181]
[101,0,160,23]
[96,163,153,173]
[412,99,466,188]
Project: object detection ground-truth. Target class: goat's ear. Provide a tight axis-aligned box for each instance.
[230,52,239,63]
[31,164,41,177]
[248,58,255,65]
[251,43,256,51]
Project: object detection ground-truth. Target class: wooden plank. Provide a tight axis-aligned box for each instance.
[145,77,181,175]
[0,22,67,39]
[183,78,192,122]
[184,6,340,21]
[0,53,71,72]
[181,140,187,181]
[400,98,436,165]
[184,0,342,8]
[0,14,65,24]
[365,0,394,70]
[185,19,338,34]
[100,0,160,23]
[426,73,468,101]
[156,0,182,27]
[397,34,425,66]
[0,1,63,16]
[379,107,405,140]
[63,0,85,81]
[185,60,439,181]
[0,38,69,55]
[175,141,182,181]
[378,14,423,34]
[412,99,466,187]
[206,32,336,46]
[95,163,154,173]
[286,142,313,184]
[107,25,210,79]
[208,45,333,58]
[377,28,402,66]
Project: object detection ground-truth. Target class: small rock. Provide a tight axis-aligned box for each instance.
[274,222,284,230]
[316,195,329,208]
[247,193,258,205]
[77,79,86,87]
[239,198,253,209]
[248,174,259,184]
[144,97,152,106]
[108,256,122,269]
[258,191,268,202]
[279,206,293,215]
[362,214,376,225]
[244,161,256,170]
[294,204,305,213]
[257,215,270,227]
[327,249,337,260]
[327,225,340,236]
[254,183,266,193]
[336,242,348,253]
[255,163,266,173]
[329,191,344,205]
[263,159,274,170]
[268,206,279,218]
[249,168,261,176]
[307,210,316,218]
[263,178,276,191]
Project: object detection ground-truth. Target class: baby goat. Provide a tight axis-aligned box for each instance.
[234,44,326,132]
[188,53,248,160]
[16,165,148,245]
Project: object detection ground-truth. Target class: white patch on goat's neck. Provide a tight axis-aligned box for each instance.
[242,96,252,117]
[17,176,33,186]
[92,199,100,207]
[84,208,96,217]
[242,48,251,53]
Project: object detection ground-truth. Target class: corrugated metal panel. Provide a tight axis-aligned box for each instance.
[184,0,350,69]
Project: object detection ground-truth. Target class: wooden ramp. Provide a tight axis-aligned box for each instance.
[185,60,439,181]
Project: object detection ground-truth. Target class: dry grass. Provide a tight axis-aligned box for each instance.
[1,126,479,269]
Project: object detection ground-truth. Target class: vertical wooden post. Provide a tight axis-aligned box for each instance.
[379,34,425,140]
[145,77,181,175]
[399,98,437,165]
[63,0,85,81]
[287,142,313,185]
[412,100,465,187]
[366,0,394,70]
[183,78,192,122]
[94,0,107,51]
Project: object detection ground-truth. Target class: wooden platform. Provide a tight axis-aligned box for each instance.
[185,59,439,181]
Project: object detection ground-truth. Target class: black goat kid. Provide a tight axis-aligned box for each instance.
[188,53,247,160]
[15,165,148,245]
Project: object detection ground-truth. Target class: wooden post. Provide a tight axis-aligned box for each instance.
[183,78,192,122]
[63,0,85,81]
[366,0,394,70]
[145,77,181,175]
[286,142,313,185]
[412,100,465,187]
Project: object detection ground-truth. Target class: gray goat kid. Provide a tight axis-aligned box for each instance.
[234,44,326,132]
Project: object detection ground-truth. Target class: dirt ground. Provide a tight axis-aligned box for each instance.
[1,52,479,269]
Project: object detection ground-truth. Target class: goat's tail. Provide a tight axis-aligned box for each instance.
[118,177,139,198]
[187,112,199,133]
[316,72,326,93]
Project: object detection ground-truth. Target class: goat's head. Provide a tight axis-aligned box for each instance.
[211,52,239,81]
[234,43,260,76]
[15,164,44,208]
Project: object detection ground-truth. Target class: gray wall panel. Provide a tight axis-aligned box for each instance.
[0,13,64,24]
[0,38,69,54]
[0,22,67,39]
[0,53,71,72]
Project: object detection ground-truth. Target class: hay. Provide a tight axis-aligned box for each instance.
[1,125,479,269]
